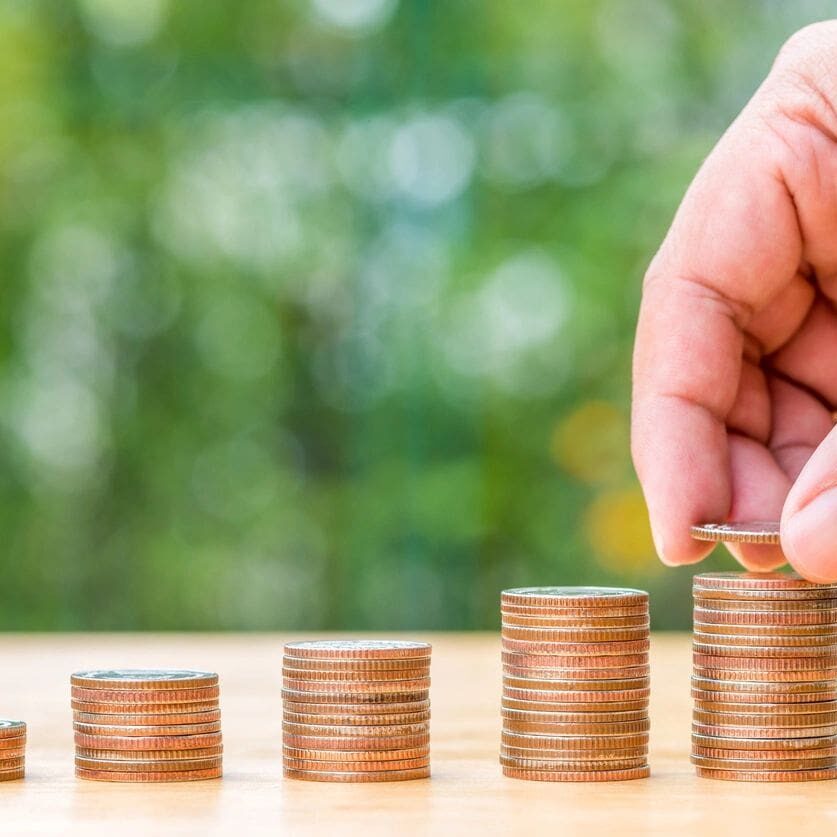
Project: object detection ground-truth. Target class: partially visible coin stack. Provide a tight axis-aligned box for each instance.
[691,572,837,782]
[0,720,26,780]
[71,670,223,782]
[282,640,431,782]
[500,587,651,781]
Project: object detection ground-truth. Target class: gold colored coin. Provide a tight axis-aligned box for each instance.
[696,597,837,612]
[75,766,221,782]
[283,766,429,782]
[694,610,837,627]
[500,745,648,761]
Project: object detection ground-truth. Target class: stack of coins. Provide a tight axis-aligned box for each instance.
[500,587,651,781]
[282,640,431,782]
[691,572,837,782]
[71,670,222,782]
[0,721,26,781]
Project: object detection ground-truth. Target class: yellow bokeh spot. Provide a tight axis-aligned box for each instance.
[584,485,658,574]
[550,401,628,484]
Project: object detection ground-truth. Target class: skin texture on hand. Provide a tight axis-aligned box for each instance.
[632,21,837,582]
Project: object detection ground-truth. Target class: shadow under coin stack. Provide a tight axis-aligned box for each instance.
[500,587,651,781]
[691,572,837,782]
[71,670,223,782]
[282,640,431,782]
[0,721,26,780]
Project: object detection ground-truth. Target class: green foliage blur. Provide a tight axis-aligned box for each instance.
[0,1,827,630]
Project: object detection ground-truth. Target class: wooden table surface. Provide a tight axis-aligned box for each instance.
[1,632,836,835]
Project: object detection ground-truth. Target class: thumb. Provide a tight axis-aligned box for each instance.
[782,424,837,582]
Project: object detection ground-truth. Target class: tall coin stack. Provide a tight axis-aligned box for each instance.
[71,670,223,782]
[282,640,431,782]
[500,587,651,781]
[692,572,837,782]
[0,720,26,781]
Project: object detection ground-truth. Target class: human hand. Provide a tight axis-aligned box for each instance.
[632,21,837,582]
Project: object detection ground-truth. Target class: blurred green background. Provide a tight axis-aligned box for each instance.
[0,1,828,630]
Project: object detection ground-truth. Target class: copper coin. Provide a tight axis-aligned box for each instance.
[501,604,648,618]
[503,666,650,682]
[0,735,26,750]
[282,745,429,762]
[0,768,24,781]
[74,721,222,737]
[691,675,834,695]
[281,689,430,705]
[501,626,649,643]
[500,745,648,760]
[283,756,430,772]
[282,698,431,715]
[692,744,837,760]
[70,700,220,715]
[502,765,649,781]
[502,697,648,713]
[693,644,837,660]
[503,719,650,735]
[73,709,222,726]
[503,686,650,703]
[694,588,837,602]
[0,758,25,770]
[694,618,837,635]
[74,756,222,773]
[692,722,837,739]
[500,755,647,770]
[283,711,430,727]
[694,766,837,782]
[693,571,835,591]
[501,638,650,655]
[282,677,431,694]
[502,651,648,669]
[283,641,432,660]
[691,732,837,751]
[0,749,26,760]
[281,667,428,682]
[691,755,837,770]
[282,734,430,751]
[696,597,837,612]
[71,670,218,690]
[690,689,836,706]
[501,587,648,608]
[693,632,836,648]
[692,666,837,682]
[501,731,649,750]
[282,655,430,671]
[75,746,223,760]
[694,610,837,627]
[71,686,219,704]
[75,766,221,782]
[693,698,837,714]
[501,614,650,628]
[693,709,837,727]
[283,766,429,782]
[282,721,429,738]
[0,721,26,740]
[503,676,650,692]
[501,708,648,724]
[690,522,780,544]
[74,732,223,750]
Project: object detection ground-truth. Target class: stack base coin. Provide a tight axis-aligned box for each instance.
[691,571,837,782]
[499,587,650,781]
[70,670,223,782]
[0,721,26,781]
[282,641,431,782]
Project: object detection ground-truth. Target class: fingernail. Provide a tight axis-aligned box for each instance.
[783,486,837,582]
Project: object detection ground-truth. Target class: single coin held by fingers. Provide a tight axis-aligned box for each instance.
[690,522,780,545]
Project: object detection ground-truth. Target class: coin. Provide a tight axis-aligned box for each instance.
[503,719,650,735]
[501,731,649,750]
[502,666,650,681]
[692,709,837,727]
[73,721,222,736]
[501,604,648,617]
[501,614,650,628]
[694,609,837,626]
[283,711,430,727]
[692,722,837,739]
[694,572,835,591]
[70,700,220,715]
[500,755,647,770]
[282,721,429,738]
[693,699,837,714]
[501,638,650,655]
[70,686,220,703]
[71,670,218,690]
[283,641,432,660]
[692,643,836,658]
[75,766,222,782]
[501,708,648,724]
[282,656,431,671]
[692,632,836,648]
[691,755,836,770]
[694,588,837,602]
[74,732,223,750]
[282,699,431,716]
[500,627,649,643]
[504,686,650,703]
[0,735,26,750]
[694,766,837,782]
[500,745,648,761]
[501,765,649,781]
[0,749,26,760]
[74,756,223,772]
[281,678,431,694]
[692,653,837,670]
[695,598,837,612]
[692,666,837,682]
[73,709,222,726]
[691,732,837,751]
[692,745,837,760]
[282,746,429,762]
[281,689,430,705]
[690,523,780,544]
[502,698,649,713]
[691,676,833,695]
[283,766,429,782]
[281,667,429,682]
[501,652,648,669]
[282,734,430,751]
[75,746,223,760]
[501,588,648,608]
[0,721,26,740]
[503,676,650,692]
[0,768,24,781]
[282,756,430,772]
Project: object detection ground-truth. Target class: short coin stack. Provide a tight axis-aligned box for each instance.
[282,640,431,782]
[691,572,837,782]
[500,587,651,781]
[0,720,26,780]
[71,670,223,782]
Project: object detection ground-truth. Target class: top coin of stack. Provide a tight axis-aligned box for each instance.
[500,587,651,782]
[71,670,223,782]
[282,640,431,782]
[691,572,837,782]
[0,720,26,781]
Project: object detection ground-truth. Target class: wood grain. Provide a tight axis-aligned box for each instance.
[0,633,833,835]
